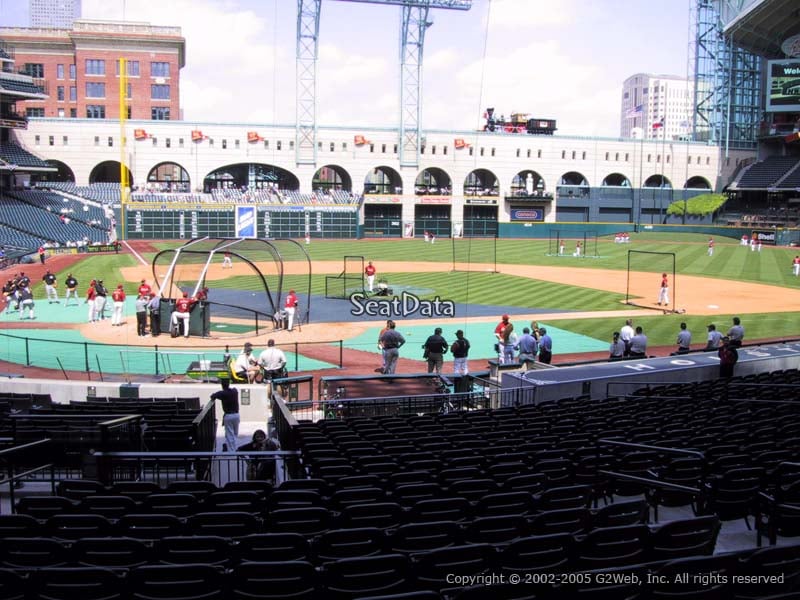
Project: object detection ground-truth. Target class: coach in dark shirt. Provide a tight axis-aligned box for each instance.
[423,327,448,374]
[211,378,239,452]
[379,321,406,375]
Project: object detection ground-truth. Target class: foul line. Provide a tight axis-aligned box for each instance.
[124,241,148,267]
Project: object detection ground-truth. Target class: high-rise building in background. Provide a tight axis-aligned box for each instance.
[620,73,696,140]
[29,0,82,28]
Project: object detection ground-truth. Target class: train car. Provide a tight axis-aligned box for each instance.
[483,108,557,135]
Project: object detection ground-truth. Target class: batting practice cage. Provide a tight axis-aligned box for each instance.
[152,237,312,334]
[547,229,599,258]
[325,255,366,299]
[625,250,679,313]
[451,235,498,273]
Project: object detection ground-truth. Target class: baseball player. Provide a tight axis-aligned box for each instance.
[657,272,669,306]
[793,255,800,277]
[707,238,714,257]
[365,261,377,292]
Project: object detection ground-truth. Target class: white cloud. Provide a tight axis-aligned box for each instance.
[487,0,575,29]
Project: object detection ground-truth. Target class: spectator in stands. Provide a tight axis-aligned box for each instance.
[171,292,195,338]
[718,337,739,379]
[451,329,471,376]
[629,326,648,358]
[211,377,239,452]
[674,322,692,355]
[517,327,538,369]
[422,327,449,374]
[727,317,744,348]
[537,327,553,364]
[237,429,280,482]
[379,321,406,375]
[609,332,625,361]
[705,324,723,350]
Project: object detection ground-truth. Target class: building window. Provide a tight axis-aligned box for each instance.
[393,144,398,154]
[625,153,629,161]
[468,147,473,156]
[582,151,586,160]
[562,150,566,159]
[85,59,105,76]
[94,136,100,146]
[34,135,40,145]
[48,136,54,146]
[58,108,65,118]
[264,140,269,149]
[330,142,335,152]
[657,154,661,163]
[86,105,105,119]
[342,142,347,151]
[480,147,484,157]
[420,145,425,154]
[706,156,710,165]
[537,149,542,158]
[24,63,44,77]
[222,140,227,149]
[108,136,113,147]
[491,148,495,157]
[86,82,105,98]
[289,141,294,150]
[572,151,576,159]
[126,106,131,119]
[179,138,184,148]
[615,153,619,161]
[116,60,140,76]
[431,145,435,155]
[57,64,64,79]
[69,64,76,79]
[647,154,651,162]
[152,137,158,147]
[235,140,240,149]
[605,152,609,161]
[69,86,77,101]
[276,141,281,151]
[62,136,68,145]
[69,108,76,118]
[317,141,322,150]
[370,144,375,153]
[443,146,447,155]
[26,108,45,117]
[151,107,170,120]
[57,86,65,101]
[165,138,171,148]
[151,85,170,100]
[666,155,670,164]
[383,143,388,153]
[687,156,692,164]
[151,62,170,78]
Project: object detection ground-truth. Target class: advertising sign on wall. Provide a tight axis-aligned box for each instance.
[510,207,544,221]
[235,206,256,238]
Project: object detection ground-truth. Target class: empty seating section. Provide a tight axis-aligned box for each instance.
[0,195,107,246]
[737,155,800,188]
[0,142,50,168]
[778,161,800,188]
[2,370,800,597]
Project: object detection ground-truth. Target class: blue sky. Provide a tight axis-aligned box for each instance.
[0,0,693,136]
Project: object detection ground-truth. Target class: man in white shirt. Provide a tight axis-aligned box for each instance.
[705,324,723,350]
[258,339,287,380]
[620,319,635,357]
[233,342,261,383]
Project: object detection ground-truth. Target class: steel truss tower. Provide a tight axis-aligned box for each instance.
[295,0,472,168]
[692,0,761,151]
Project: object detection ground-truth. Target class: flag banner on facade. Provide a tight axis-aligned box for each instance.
[454,138,470,149]
[133,129,149,140]
[354,135,370,145]
[625,105,643,119]
[652,117,665,129]
[191,130,206,142]
[247,131,263,143]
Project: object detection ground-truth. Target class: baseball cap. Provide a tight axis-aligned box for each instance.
[244,342,253,350]
[502,314,509,320]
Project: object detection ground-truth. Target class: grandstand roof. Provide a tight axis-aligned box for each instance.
[723,0,800,58]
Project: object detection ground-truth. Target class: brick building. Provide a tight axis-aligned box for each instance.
[0,19,185,121]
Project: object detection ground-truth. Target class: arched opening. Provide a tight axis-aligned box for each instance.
[364,166,402,195]
[312,165,352,192]
[602,173,631,187]
[415,167,452,195]
[203,163,299,194]
[557,171,589,199]
[146,161,191,193]
[89,160,134,186]
[510,170,546,197]
[43,160,75,182]
[464,169,499,196]
[644,175,673,188]
[684,176,711,189]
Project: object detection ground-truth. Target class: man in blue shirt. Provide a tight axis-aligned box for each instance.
[517,327,539,369]
[538,327,553,364]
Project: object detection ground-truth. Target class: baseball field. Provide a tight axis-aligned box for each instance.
[2,231,799,378]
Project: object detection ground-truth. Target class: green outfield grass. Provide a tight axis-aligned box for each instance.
[24,233,800,351]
